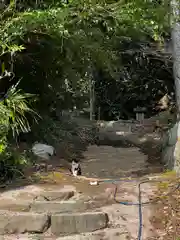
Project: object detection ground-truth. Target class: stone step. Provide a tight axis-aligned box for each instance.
[0,200,89,214]
[0,188,83,213]
[0,233,128,240]
[51,212,108,235]
[0,229,129,240]
[0,200,31,212]
[0,189,75,202]
[0,211,49,235]
[0,211,108,237]
[0,189,76,213]
[30,200,89,213]
[53,231,129,240]
[34,190,75,201]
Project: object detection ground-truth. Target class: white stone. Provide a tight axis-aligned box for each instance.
[32,143,55,160]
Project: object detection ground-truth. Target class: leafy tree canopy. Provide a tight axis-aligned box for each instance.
[0,0,173,120]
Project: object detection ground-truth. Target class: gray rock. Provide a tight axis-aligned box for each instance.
[0,232,129,240]
[40,191,74,201]
[32,143,55,160]
[56,234,103,240]
[0,201,31,212]
[30,201,88,213]
[56,232,129,240]
[0,235,42,240]
[34,196,48,201]
[0,211,49,234]
[51,212,108,235]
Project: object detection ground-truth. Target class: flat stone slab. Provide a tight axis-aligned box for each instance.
[51,212,108,235]
[0,230,129,240]
[0,211,49,234]
[35,191,74,201]
[30,201,89,213]
[55,232,129,240]
[0,200,31,212]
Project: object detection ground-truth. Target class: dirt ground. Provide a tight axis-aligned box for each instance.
[150,175,180,240]
[2,117,178,239]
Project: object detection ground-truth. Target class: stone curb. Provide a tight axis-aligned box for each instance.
[51,212,109,235]
[0,211,49,234]
[0,210,108,236]
[30,201,89,213]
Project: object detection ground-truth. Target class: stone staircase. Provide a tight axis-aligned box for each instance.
[0,117,165,239]
[0,172,161,240]
[0,186,113,240]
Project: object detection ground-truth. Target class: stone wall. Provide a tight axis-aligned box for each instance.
[161,122,180,174]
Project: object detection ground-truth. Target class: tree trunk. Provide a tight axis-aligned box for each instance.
[171,0,180,174]
[89,77,95,121]
[88,66,95,121]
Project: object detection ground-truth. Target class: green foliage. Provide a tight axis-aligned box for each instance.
[0,0,172,116]
[1,0,170,117]
[0,145,29,182]
[0,0,174,181]
[0,81,38,182]
[4,84,39,136]
[0,85,38,141]
[30,115,78,146]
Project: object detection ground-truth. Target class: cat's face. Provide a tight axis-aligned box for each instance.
[71,160,81,176]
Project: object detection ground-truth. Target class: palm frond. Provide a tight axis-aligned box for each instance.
[0,85,40,137]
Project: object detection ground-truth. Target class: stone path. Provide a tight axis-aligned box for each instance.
[0,120,165,239]
[74,118,161,179]
[82,145,149,179]
[0,173,163,240]
[81,130,162,179]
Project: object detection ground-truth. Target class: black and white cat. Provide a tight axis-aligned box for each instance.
[71,160,81,176]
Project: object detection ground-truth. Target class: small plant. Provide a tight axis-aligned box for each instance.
[4,84,39,137]
[0,83,39,183]
[0,146,28,182]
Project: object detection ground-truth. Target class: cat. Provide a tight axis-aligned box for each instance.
[71,160,82,176]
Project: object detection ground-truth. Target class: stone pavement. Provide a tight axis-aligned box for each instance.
[0,119,164,239]
[82,145,149,179]
[0,175,161,240]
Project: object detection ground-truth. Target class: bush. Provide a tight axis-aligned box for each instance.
[0,85,38,183]
[0,147,28,182]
